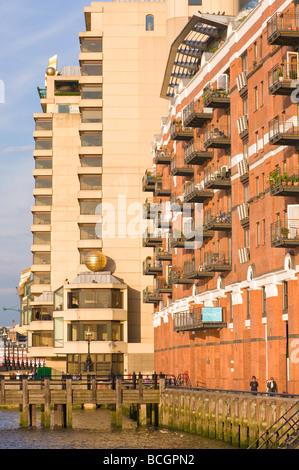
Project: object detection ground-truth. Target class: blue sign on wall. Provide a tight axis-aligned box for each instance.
[202,307,222,322]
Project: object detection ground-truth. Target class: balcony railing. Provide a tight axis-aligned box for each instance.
[182,99,213,128]
[184,181,214,203]
[269,115,299,146]
[156,249,172,261]
[203,80,230,109]
[269,167,299,196]
[170,154,194,177]
[170,120,194,141]
[204,210,232,231]
[267,12,299,46]
[203,123,231,149]
[154,276,172,294]
[204,250,232,272]
[183,257,214,279]
[142,228,163,247]
[271,219,299,247]
[184,138,213,165]
[143,287,162,304]
[143,257,163,275]
[155,148,172,165]
[170,267,194,285]
[173,306,227,332]
[268,62,299,95]
[155,178,171,197]
[204,165,231,190]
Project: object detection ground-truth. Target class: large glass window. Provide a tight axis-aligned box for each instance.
[146,15,154,31]
[80,175,102,190]
[188,0,202,4]
[54,81,80,96]
[81,85,102,99]
[56,104,79,114]
[80,224,97,240]
[81,62,102,76]
[33,213,51,225]
[35,139,52,150]
[81,38,102,53]
[81,132,102,147]
[54,318,64,348]
[80,199,102,215]
[35,176,52,189]
[80,156,102,167]
[67,289,124,309]
[33,252,51,265]
[81,108,102,123]
[33,232,51,244]
[35,158,52,170]
[32,307,53,321]
[33,272,51,285]
[35,120,52,131]
[67,322,123,341]
[34,196,52,206]
[32,332,53,347]
[54,287,64,311]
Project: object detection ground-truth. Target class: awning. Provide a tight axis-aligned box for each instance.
[18,268,31,296]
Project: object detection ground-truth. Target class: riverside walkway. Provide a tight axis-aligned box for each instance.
[0,373,165,428]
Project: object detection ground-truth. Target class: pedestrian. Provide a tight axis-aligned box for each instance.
[267,377,278,394]
[250,376,259,393]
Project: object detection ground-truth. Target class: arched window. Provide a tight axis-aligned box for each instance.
[146,15,154,31]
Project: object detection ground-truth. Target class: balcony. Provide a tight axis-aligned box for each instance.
[238,202,249,226]
[203,80,230,109]
[204,166,231,191]
[271,219,299,247]
[269,115,299,146]
[183,218,214,242]
[237,115,249,140]
[156,249,172,261]
[268,62,299,95]
[155,178,171,197]
[170,154,194,177]
[204,210,232,232]
[154,276,172,295]
[169,230,190,249]
[37,87,47,99]
[236,71,248,98]
[143,197,162,219]
[170,267,194,285]
[267,12,299,46]
[142,228,163,247]
[203,123,231,149]
[143,287,161,304]
[173,306,227,332]
[269,167,299,196]
[155,148,172,166]
[143,257,163,275]
[183,258,214,280]
[204,250,232,272]
[182,99,213,128]
[184,181,214,203]
[184,138,213,166]
[142,169,158,192]
[170,120,194,141]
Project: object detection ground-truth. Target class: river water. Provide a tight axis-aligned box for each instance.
[0,408,235,450]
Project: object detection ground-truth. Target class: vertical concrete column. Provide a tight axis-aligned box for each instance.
[20,376,29,428]
[41,378,51,428]
[66,377,73,428]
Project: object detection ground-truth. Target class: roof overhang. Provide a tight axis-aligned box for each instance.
[160,13,234,100]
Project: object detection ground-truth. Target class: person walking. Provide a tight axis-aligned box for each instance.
[250,376,259,393]
[267,377,278,394]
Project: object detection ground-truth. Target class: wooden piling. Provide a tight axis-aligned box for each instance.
[20,376,29,427]
[41,378,51,428]
[66,377,72,428]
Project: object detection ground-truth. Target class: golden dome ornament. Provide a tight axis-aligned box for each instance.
[46,66,56,76]
[85,251,107,272]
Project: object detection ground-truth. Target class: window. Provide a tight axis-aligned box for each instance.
[35,139,52,150]
[256,176,260,196]
[145,14,154,31]
[33,252,51,265]
[68,289,124,309]
[32,332,53,347]
[80,175,102,190]
[34,196,52,206]
[261,127,264,150]
[246,289,250,319]
[254,41,258,62]
[79,224,97,240]
[81,62,102,76]
[81,132,102,147]
[244,228,250,249]
[54,81,80,96]
[81,85,102,99]
[35,176,52,189]
[80,199,102,215]
[54,287,64,311]
[261,81,264,106]
[33,232,51,245]
[260,35,263,60]
[229,293,233,322]
[81,38,102,53]
[56,104,79,114]
[255,131,259,153]
[35,158,52,170]
[241,52,248,74]
[33,213,51,225]
[262,287,266,317]
[256,222,260,246]
[244,183,249,203]
[54,318,64,348]
[33,273,51,285]
[188,0,202,4]
[80,156,102,167]
[263,219,266,244]
[254,87,258,110]
[242,98,248,116]
[81,108,102,123]
[283,281,288,311]
[35,120,52,131]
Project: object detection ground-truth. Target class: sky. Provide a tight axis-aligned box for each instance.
[0,0,112,327]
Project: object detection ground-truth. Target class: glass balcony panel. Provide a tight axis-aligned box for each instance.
[35,177,52,189]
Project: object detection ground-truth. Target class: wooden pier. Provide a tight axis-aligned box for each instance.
[0,374,165,429]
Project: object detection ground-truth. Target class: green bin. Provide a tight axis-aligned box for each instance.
[37,366,52,380]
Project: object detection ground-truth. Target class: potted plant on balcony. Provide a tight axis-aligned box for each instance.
[269,169,280,189]
[281,226,289,237]
[281,171,289,186]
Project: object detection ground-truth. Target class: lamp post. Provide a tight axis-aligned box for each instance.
[84,329,94,373]
[7,338,11,370]
[11,341,16,370]
[2,332,7,370]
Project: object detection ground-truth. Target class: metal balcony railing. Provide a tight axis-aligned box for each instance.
[269,167,299,195]
[271,219,299,247]
[204,250,232,271]
[268,62,299,95]
[173,306,226,332]
[184,138,213,165]
[182,99,213,128]
[203,123,231,149]
[267,12,299,45]
[203,79,230,108]
[269,114,299,145]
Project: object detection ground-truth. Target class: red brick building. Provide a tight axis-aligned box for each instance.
[143,0,299,394]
